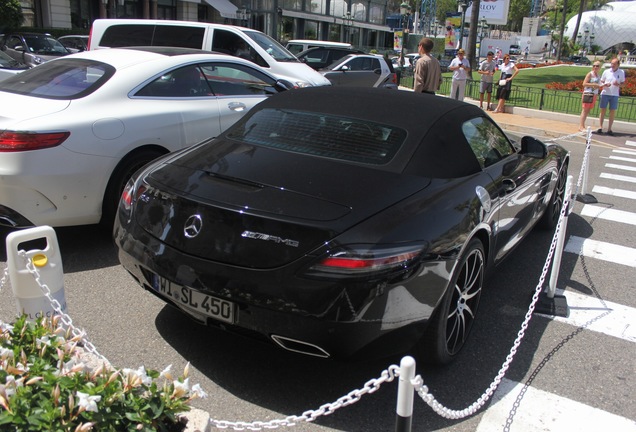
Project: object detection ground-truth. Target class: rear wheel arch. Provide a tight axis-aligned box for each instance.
[100,145,169,229]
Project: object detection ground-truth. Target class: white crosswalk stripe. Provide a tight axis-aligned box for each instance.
[564,236,636,267]
[580,204,636,225]
[539,289,636,343]
[592,185,636,200]
[605,163,636,172]
[600,172,636,183]
[613,149,636,156]
[476,378,636,432]
[609,155,636,163]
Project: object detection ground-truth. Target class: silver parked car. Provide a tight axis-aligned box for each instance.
[319,54,398,89]
[0,50,28,82]
[0,32,71,68]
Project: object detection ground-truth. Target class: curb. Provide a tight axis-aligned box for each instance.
[182,408,211,432]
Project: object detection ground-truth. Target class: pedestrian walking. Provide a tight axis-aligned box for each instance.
[478,51,496,110]
[524,46,529,60]
[449,48,471,101]
[597,57,626,136]
[493,54,518,113]
[579,61,602,131]
[413,37,442,95]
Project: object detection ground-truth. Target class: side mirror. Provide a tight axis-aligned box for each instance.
[520,136,547,159]
[274,79,295,91]
[339,65,350,72]
[14,45,25,52]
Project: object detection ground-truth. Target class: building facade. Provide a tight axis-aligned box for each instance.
[19,0,394,50]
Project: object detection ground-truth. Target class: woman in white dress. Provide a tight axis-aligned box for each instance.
[493,55,519,113]
[579,61,602,131]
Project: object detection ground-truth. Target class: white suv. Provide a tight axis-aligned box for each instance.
[88,19,330,88]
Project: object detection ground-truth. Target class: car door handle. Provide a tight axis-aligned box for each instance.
[228,102,247,112]
[503,178,517,192]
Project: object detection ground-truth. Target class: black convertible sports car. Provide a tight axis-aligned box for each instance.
[114,87,569,364]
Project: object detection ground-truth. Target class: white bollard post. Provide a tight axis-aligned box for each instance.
[577,127,598,204]
[548,175,573,298]
[535,176,572,317]
[6,226,67,321]
[395,356,416,432]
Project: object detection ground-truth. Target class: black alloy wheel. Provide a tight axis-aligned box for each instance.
[419,238,485,365]
[540,164,568,230]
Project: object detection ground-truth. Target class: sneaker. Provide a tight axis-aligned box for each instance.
[596,128,603,134]
[607,130,614,136]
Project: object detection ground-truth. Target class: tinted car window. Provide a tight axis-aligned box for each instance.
[152,26,205,49]
[101,25,154,46]
[462,117,515,168]
[0,59,114,99]
[227,108,406,165]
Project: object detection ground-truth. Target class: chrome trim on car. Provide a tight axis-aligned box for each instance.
[184,214,203,238]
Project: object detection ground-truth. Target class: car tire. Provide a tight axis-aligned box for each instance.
[539,163,568,230]
[418,238,485,365]
[101,148,165,230]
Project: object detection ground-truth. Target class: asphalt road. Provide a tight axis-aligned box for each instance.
[0,134,634,431]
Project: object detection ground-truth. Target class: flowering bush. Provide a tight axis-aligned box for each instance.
[546,68,636,96]
[0,315,207,431]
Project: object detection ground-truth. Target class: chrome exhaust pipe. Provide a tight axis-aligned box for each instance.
[271,335,330,358]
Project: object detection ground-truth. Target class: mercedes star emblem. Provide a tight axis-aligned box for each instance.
[184,214,203,238]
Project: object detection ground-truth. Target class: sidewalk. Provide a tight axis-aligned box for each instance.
[399,86,636,142]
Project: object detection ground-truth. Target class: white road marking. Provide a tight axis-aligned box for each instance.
[613,149,636,156]
[609,155,636,163]
[476,378,636,432]
[624,140,636,147]
[605,163,636,172]
[581,204,636,225]
[536,289,636,343]
[564,236,636,268]
[600,173,636,183]
[592,186,636,200]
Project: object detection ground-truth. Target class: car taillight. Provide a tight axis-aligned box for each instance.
[391,72,398,84]
[307,244,424,277]
[0,131,70,152]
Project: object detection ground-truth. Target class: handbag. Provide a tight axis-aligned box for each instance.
[499,79,507,86]
[582,93,594,103]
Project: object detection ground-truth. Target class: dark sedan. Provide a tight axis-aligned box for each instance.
[114,87,569,364]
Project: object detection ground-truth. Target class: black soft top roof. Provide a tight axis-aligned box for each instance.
[252,87,486,178]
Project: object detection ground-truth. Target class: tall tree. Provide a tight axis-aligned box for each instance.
[0,0,23,33]
[466,0,480,69]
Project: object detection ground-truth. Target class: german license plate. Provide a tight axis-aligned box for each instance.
[151,274,235,324]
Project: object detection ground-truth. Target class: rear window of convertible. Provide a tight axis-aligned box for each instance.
[226,108,407,165]
[0,59,114,99]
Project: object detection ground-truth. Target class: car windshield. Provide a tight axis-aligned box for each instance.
[0,58,114,99]
[226,108,407,165]
[243,30,298,62]
[23,35,69,55]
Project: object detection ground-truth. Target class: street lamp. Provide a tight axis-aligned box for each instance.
[477,17,488,64]
[457,1,468,50]
[342,11,354,44]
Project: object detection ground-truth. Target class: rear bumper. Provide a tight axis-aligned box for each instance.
[115,224,450,359]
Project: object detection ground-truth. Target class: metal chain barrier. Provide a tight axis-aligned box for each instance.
[0,130,606,430]
[210,365,401,430]
[407,133,593,420]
